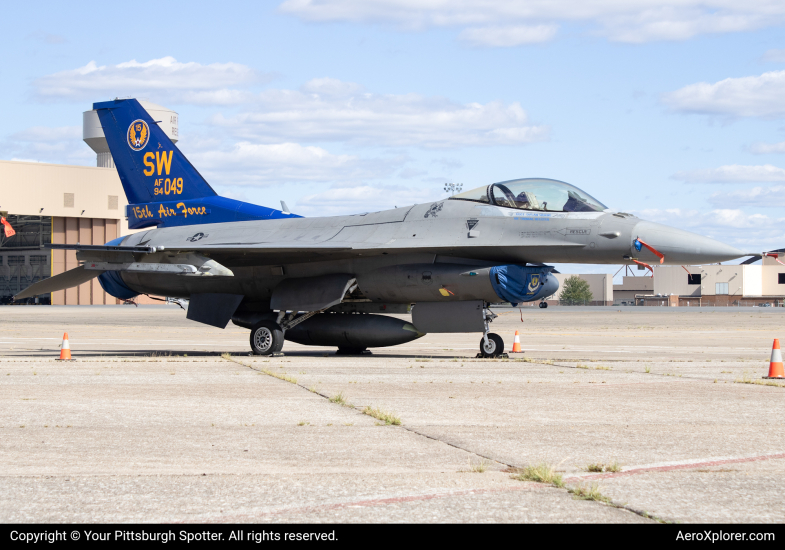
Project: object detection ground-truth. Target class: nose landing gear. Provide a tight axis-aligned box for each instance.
[478,305,506,358]
[539,301,548,308]
[480,333,505,357]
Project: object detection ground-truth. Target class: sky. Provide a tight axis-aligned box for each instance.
[3,1,785,278]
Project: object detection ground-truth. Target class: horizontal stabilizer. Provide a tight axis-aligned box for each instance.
[14,266,101,300]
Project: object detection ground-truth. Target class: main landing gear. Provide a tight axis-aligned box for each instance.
[478,305,506,358]
[249,309,326,356]
[250,321,284,355]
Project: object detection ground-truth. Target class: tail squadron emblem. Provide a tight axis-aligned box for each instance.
[127,119,150,151]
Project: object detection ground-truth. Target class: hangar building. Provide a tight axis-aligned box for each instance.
[0,100,177,304]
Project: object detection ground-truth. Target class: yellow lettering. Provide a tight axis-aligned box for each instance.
[177,202,187,218]
[156,150,173,176]
[158,204,167,217]
[143,153,155,176]
[163,178,170,194]
[177,178,183,194]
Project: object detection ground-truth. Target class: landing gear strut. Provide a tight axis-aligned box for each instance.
[478,305,505,358]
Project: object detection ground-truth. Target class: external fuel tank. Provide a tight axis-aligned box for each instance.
[284,313,423,350]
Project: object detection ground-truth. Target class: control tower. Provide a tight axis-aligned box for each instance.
[83,100,179,168]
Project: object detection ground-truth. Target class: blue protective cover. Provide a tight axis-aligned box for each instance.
[98,270,139,300]
[97,237,139,300]
[489,265,554,304]
[93,98,298,229]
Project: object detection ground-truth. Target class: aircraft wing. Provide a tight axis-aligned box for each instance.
[45,240,583,267]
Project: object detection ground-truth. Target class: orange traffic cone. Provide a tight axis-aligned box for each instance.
[57,333,73,361]
[764,339,784,379]
[511,330,522,353]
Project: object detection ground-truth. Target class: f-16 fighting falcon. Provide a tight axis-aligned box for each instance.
[16,99,747,357]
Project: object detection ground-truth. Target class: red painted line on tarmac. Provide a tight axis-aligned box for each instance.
[188,483,548,524]
[564,452,785,483]
[192,451,785,522]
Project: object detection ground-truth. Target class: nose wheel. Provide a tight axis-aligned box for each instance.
[479,333,504,357]
[539,301,548,308]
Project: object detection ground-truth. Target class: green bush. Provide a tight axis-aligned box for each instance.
[559,275,594,305]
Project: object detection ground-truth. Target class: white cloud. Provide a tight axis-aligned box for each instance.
[663,70,785,118]
[32,62,547,148]
[210,78,548,148]
[672,164,785,183]
[34,57,268,103]
[708,185,785,207]
[278,1,785,43]
[459,24,558,47]
[11,126,81,142]
[191,141,401,186]
[295,182,442,216]
[2,126,93,165]
[763,48,785,62]
[749,141,785,154]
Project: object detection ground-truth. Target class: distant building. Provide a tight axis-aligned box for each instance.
[613,274,653,305]
[538,254,785,308]
[0,160,130,304]
[642,256,785,306]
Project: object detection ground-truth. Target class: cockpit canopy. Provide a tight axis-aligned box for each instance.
[448,178,607,213]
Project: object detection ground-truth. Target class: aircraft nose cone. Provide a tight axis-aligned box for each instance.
[632,220,745,265]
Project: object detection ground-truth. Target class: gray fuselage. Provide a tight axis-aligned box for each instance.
[112,198,744,305]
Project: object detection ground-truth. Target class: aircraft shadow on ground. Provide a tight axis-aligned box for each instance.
[3,349,483,360]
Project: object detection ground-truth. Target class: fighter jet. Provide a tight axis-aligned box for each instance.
[16,99,747,357]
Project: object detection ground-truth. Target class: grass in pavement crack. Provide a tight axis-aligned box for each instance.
[222,353,297,384]
[362,406,402,425]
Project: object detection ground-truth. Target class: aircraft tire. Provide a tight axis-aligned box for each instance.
[250,321,284,355]
[480,333,504,358]
[539,302,548,309]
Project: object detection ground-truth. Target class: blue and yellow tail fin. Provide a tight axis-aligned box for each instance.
[93,98,295,229]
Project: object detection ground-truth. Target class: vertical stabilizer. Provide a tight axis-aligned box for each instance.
[92,98,298,229]
[93,98,216,204]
